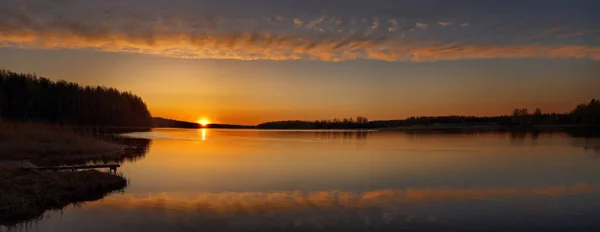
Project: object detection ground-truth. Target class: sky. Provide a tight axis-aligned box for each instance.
[0,0,599,125]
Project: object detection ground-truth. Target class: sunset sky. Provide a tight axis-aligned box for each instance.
[1,0,599,125]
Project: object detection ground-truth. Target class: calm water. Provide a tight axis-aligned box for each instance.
[11,129,600,231]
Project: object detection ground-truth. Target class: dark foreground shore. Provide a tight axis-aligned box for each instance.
[0,121,132,226]
[0,169,127,226]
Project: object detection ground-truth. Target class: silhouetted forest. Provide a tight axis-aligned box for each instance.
[257,99,600,129]
[258,116,372,129]
[570,99,600,124]
[208,123,255,129]
[0,70,152,127]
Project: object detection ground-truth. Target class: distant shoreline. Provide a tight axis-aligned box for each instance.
[149,124,600,133]
[379,124,598,131]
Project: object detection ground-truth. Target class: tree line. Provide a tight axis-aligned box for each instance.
[0,70,152,127]
[258,116,371,129]
[569,99,600,124]
[257,99,600,129]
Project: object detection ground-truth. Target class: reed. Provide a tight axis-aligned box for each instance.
[0,121,124,159]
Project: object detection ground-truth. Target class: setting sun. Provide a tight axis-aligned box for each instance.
[198,119,209,127]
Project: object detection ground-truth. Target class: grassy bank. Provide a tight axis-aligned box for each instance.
[0,121,125,160]
[0,121,131,226]
[0,169,127,225]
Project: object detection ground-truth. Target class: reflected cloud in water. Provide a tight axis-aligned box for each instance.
[30,183,600,231]
[91,183,600,213]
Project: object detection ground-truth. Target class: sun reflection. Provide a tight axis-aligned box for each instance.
[201,128,207,141]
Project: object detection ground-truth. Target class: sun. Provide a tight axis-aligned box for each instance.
[197,119,209,127]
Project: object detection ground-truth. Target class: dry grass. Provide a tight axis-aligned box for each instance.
[0,121,125,160]
[0,121,131,226]
[0,169,127,226]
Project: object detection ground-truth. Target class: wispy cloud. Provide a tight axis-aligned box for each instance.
[305,16,325,29]
[0,1,599,62]
[369,18,379,30]
[293,18,303,27]
[415,22,428,29]
[438,21,452,27]
[388,20,399,32]
[557,31,586,38]
[4,27,599,62]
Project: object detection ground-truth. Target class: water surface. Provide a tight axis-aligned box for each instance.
[11,129,600,231]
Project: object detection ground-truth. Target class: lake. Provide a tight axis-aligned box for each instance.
[11,129,600,231]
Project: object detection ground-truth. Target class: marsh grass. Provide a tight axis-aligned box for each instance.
[0,121,133,226]
[0,169,127,226]
[0,121,125,160]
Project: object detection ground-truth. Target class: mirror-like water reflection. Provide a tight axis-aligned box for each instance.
[6,129,600,231]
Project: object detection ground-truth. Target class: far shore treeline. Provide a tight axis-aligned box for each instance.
[256,100,600,129]
[0,70,152,127]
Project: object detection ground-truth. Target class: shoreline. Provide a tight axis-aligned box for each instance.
[153,124,600,132]
[0,169,127,226]
[0,121,131,226]
[379,124,598,130]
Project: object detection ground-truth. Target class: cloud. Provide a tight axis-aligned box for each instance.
[528,25,599,41]
[0,2,599,63]
[388,20,399,32]
[438,21,452,27]
[460,23,470,27]
[335,18,344,26]
[2,26,600,62]
[293,18,303,27]
[556,31,586,38]
[305,16,325,29]
[263,16,284,25]
[415,22,428,29]
[542,25,565,35]
[370,18,379,30]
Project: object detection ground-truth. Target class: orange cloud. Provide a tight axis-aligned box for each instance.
[1,10,599,62]
[293,18,303,27]
[3,29,600,62]
[438,21,452,27]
